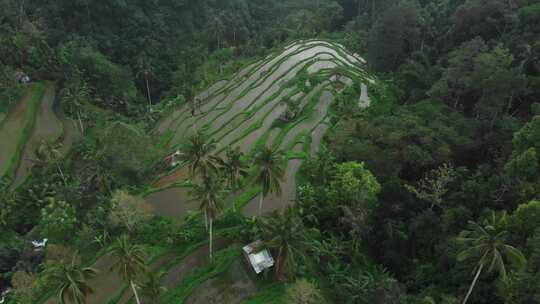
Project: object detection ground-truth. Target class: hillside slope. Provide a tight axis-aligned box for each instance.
[148,39,375,217]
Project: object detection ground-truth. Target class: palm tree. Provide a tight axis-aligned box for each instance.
[35,140,67,185]
[179,131,221,180]
[456,211,527,304]
[259,206,308,281]
[135,53,154,110]
[220,147,249,190]
[253,147,285,215]
[139,270,167,304]
[107,235,147,304]
[44,255,97,304]
[218,147,249,212]
[61,73,89,134]
[190,175,225,259]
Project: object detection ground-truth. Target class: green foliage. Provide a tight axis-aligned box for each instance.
[329,161,380,207]
[368,2,420,72]
[98,122,157,185]
[160,245,240,304]
[241,283,287,304]
[43,255,97,304]
[509,200,540,243]
[39,198,78,243]
[259,207,312,281]
[505,116,540,199]
[286,279,325,304]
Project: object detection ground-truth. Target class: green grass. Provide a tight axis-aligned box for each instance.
[240,283,287,304]
[160,245,241,304]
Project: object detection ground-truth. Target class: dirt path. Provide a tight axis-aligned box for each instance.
[12,83,62,188]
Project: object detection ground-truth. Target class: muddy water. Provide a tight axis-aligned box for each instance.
[229,86,321,154]
[242,158,302,216]
[310,122,330,154]
[214,88,293,149]
[208,52,331,135]
[0,85,41,178]
[185,260,256,304]
[307,60,338,74]
[12,84,62,188]
[144,187,199,218]
[278,90,334,150]
[197,80,228,102]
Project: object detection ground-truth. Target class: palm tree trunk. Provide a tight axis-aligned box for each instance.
[145,75,152,109]
[131,280,142,304]
[209,217,213,259]
[462,263,484,304]
[57,164,67,186]
[77,111,84,134]
[258,192,264,216]
[204,210,208,231]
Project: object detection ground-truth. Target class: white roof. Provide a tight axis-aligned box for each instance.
[243,240,274,274]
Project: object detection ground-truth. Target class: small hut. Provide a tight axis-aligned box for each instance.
[242,240,274,274]
[14,70,31,84]
[164,150,181,167]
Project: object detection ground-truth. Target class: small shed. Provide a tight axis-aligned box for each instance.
[242,240,274,274]
[164,150,181,167]
[31,238,48,252]
[14,70,31,84]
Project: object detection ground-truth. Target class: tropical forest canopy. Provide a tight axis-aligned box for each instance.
[1,0,540,303]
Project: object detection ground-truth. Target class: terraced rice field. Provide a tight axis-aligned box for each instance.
[0,84,45,181]
[149,39,374,217]
[12,84,63,187]
[42,40,374,304]
[0,82,79,188]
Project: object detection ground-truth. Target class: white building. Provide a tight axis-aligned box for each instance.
[242,240,274,274]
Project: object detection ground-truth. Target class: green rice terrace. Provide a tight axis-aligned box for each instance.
[149,39,373,218]
[0,82,79,189]
[135,39,372,303]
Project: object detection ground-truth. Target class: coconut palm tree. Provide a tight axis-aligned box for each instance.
[107,235,147,304]
[135,53,154,110]
[61,73,89,134]
[259,206,308,281]
[179,131,221,180]
[220,147,249,190]
[253,147,285,215]
[35,140,67,186]
[44,255,97,304]
[190,175,225,259]
[139,270,167,304]
[456,211,527,304]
